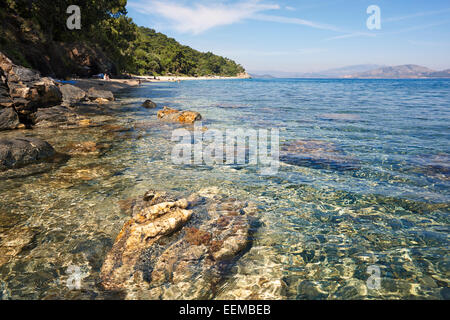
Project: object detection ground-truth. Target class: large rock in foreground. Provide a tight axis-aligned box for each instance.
[0,137,56,171]
[157,107,202,124]
[101,189,257,299]
[101,196,193,291]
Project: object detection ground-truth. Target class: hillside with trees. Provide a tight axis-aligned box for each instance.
[0,0,245,78]
[131,27,245,77]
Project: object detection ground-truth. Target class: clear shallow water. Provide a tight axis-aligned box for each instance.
[0,78,449,299]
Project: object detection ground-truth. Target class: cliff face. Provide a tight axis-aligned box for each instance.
[0,12,116,78]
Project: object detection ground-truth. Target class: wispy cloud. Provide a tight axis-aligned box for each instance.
[387,20,450,35]
[325,19,450,41]
[408,40,450,46]
[251,13,342,32]
[385,8,450,23]
[220,48,328,56]
[128,0,343,34]
[128,0,280,34]
[324,32,376,41]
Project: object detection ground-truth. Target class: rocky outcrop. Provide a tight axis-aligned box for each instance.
[101,189,257,299]
[59,84,88,106]
[0,73,13,108]
[0,137,56,171]
[1,52,62,116]
[142,99,157,109]
[280,140,360,171]
[157,107,202,124]
[0,68,19,130]
[0,51,63,126]
[0,107,20,131]
[0,51,115,130]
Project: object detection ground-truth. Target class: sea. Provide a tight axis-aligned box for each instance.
[0,78,448,299]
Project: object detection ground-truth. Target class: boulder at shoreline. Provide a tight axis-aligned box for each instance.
[87,87,114,104]
[60,84,88,106]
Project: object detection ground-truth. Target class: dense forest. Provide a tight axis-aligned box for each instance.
[0,0,245,77]
[131,27,245,76]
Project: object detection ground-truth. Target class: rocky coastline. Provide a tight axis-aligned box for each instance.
[0,51,270,300]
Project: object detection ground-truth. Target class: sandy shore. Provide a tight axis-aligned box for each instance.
[70,78,143,93]
[134,74,252,82]
[69,73,251,93]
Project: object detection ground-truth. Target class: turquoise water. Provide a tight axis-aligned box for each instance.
[0,78,449,299]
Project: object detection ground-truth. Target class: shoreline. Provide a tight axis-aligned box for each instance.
[68,73,252,93]
[133,73,252,82]
[69,78,143,93]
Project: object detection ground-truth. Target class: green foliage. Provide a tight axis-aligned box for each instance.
[1,0,245,76]
[130,27,245,76]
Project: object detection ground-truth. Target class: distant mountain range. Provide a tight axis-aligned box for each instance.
[249,64,384,78]
[250,64,450,79]
[346,65,450,79]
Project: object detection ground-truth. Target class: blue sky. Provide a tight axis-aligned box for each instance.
[126,0,450,73]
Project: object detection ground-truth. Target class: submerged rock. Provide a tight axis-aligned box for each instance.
[0,137,56,171]
[143,99,157,109]
[62,141,111,156]
[100,197,194,291]
[55,164,114,182]
[101,190,256,299]
[0,225,36,267]
[117,190,175,216]
[411,153,450,181]
[319,113,361,121]
[280,140,360,171]
[157,107,202,124]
